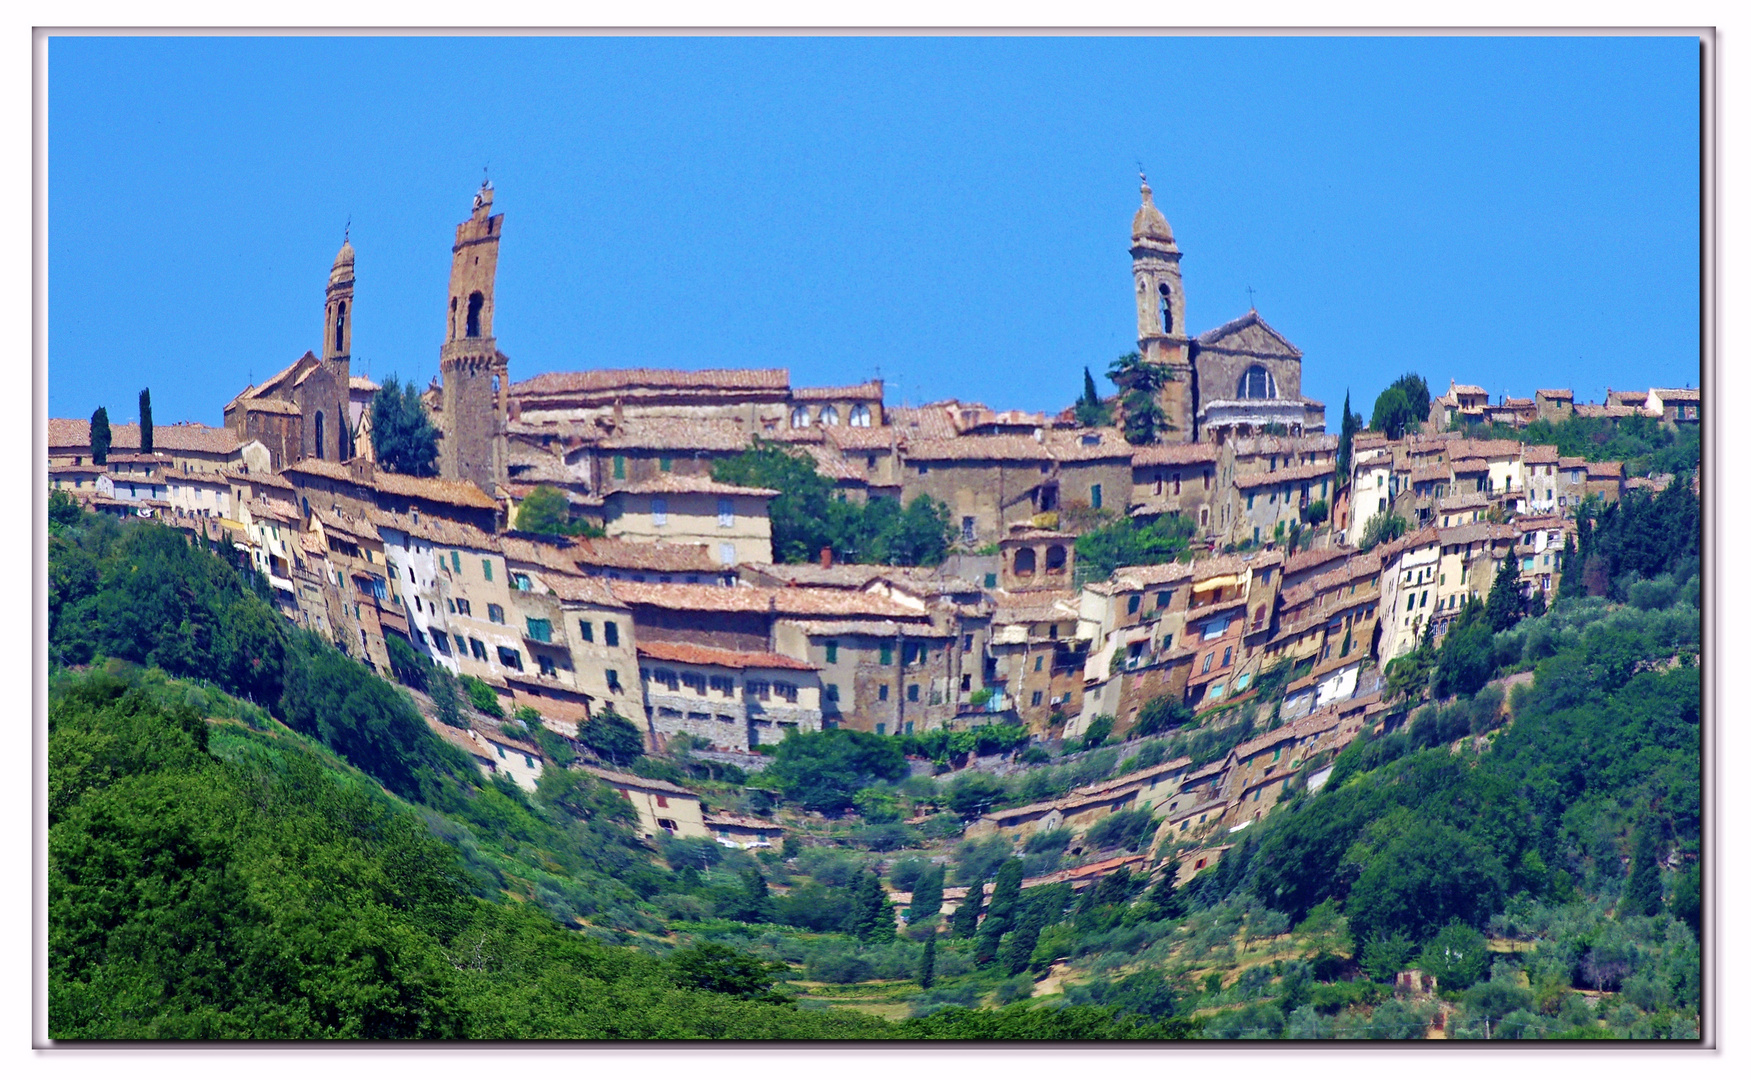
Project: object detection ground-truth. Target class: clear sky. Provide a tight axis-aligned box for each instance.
[47,34,1700,429]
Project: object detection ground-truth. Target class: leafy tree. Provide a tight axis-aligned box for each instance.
[1304,499,1330,529]
[1388,372,1431,422]
[1622,821,1664,918]
[1485,559,1527,632]
[909,863,945,922]
[1149,860,1186,919]
[138,388,153,455]
[1075,513,1195,580]
[1670,862,1701,941]
[49,489,83,530]
[513,485,601,537]
[1344,820,1509,945]
[1415,921,1490,990]
[1073,366,1113,427]
[1358,511,1407,551]
[918,935,937,989]
[90,406,111,465]
[460,674,504,718]
[1134,695,1193,738]
[764,728,908,814]
[945,771,1006,818]
[579,705,645,767]
[1432,606,1495,698]
[667,942,788,1002]
[1107,351,1175,444]
[1358,931,1417,983]
[1080,714,1114,750]
[1370,386,1415,439]
[370,375,440,477]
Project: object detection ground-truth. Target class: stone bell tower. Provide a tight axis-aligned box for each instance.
[322,234,355,460]
[438,181,509,491]
[1130,176,1196,442]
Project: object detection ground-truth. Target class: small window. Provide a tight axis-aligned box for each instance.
[880,643,893,665]
[826,684,839,702]
[849,404,871,427]
[613,455,626,480]
[526,617,552,643]
[1091,483,1102,509]
[651,497,668,526]
[497,646,523,671]
[537,654,556,677]
[482,558,493,582]
[579,620,594,642]
[1031,690,1043,707]
[876,722,886,735]
[717,497,734,527]
[605,669,620,691]
[791,406,811,428]
[659,457,673,472]
[469,637,488,661]
[451,551,462,573]
[878,684,889,701]
[819,406,840,426]
[1127,594,1141,615]
[512,572,532,591]
[604,621,619,647]
[825,640,838,664]
[488,603,505,625]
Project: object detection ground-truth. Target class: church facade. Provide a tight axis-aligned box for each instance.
[1129,179,1324,443]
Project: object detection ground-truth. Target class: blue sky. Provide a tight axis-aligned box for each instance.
[47,34,1700,428]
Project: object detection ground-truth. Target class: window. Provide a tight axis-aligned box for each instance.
[1201,654,1213,674]
[605,669,620,691]
[454,598,472,616]
[1272,746,1282,762]
[825,684,839,702]
[613,455,626,480]
[961,516,977,543]
[512,572,532,591]
[717,543,736,565]
[659,457,672,472]
[825,640,838,664]
[849,404,871,427]
[1091,484,1103,509]
[488,603,505,625]
[917,463,928,475]
[1239,365,1275,399]
[880,643,893,665]
[497,646,524,671]
[451,551,462,573]
[604,621,619,647]
[1033,655,1043,672]
[1222,646,1233,668]
[526,617,552,643]
[876,722,886,735]
[469,637,488,661]
[984,573,997,588]
[1030,690,1042,707]
[820,405,840,426]
[1172,472,1182,495]
[682,671,707,693]
[577,619,594,642]
[746,679,770,700]
[790,406,811,428]
[538,654,556,677]
[431,630,451,654]
[1127,594,1141,615]
[878,684,889,701]
[648,496,669,526]
[717,497,734,527]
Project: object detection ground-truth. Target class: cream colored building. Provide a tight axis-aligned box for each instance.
[583,765,709,840]
[601,474,777,567]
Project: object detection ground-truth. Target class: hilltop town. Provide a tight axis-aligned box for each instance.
[47,181,1703,1039]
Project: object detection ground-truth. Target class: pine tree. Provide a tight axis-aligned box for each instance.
[950,876,984,939]
[370,374,441,477]
[90,406,111,465]
[918,935,936,990]
[1623,822,1665,918]
[910,864,945,923]
[138,388,154,455]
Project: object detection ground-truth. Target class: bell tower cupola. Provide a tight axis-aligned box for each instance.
[324,231,355,367]
[438,180,509,491]
[1129,176,1196,441]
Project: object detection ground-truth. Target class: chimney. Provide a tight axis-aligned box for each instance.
[612,398,625,434]
[350,457,376,486]
[820,546,833,569]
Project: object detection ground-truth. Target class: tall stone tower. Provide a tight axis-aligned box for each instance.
[1130,177,1196,442]
[322,236,355,460]
[439,182,508,491]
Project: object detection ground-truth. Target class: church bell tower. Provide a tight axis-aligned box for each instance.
[438,181,509,491]
[1130,177,1196,441]
[322,235,355,461]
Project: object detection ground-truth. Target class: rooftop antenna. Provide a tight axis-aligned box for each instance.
[1246,285,1257,312]
[1136,161,1146,184]
[344,216,350,244]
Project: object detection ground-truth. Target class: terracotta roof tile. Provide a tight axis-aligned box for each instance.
[280,458,499,510]
[790,381,883,401]
[367,507,500,551]
[610,474,778,497]
[1536,388,1574,399]
[594,417,756,452]
[637,641,818,672]
[582,764,700,798]
[514,368,789,397]
[543,573,629,608]
[1232,461,1334,490]
[1129,442,1221,466]
[569,537,724,574]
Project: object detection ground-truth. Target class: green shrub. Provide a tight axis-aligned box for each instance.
[460,674,504,718]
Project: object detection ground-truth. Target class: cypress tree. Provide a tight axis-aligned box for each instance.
[1623,822,1664,918]
[138,388,154,455]
[950,876,984,939]
[90,406,111,466]
[999,901,1048,976]
[1486,558,1527,632]
[975,859,1024,965]
[918,935,936,990]
[844,870,896,943]
[1151,859,1186,919]
[910,864,945,923]
[1335,389,1357,488]
[739,867,773,924]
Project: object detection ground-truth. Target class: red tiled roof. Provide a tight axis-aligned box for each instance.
[593,417,756,452]
[637,640,818,672]
[582,764,700,798]
[1129,442,1221,467]
[280,458,500,509]
[1536,388,1574,399]
[1232,461,1333,490]
[514,368,789,397]
[543,573,628,608]
[790,381,883,401]
[569,537,723,574]
[610,474,778,497]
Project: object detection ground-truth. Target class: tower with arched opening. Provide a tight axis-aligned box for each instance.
[438,181,509,491]
[1130,177,1196,441]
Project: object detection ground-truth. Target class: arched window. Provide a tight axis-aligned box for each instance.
[790,406,811,429]
[819,406,840,427]
[1239,365,1276,400]
[1044,545,1068,574]
[334,301,346,353]
[466,291,484,337]
[314,411,326,460]
[1013,547,1037,578]
[848,404,871,427]
[1158,283,1173,334]
[450,296,459,338]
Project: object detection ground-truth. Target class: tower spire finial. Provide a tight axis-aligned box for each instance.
[344,215,350,244]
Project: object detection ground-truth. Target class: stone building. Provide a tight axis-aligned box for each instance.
[223,241,355,470]
[1129,442,1222,536]
[599,474,777,566]
[437,182,511,493]
[1127,178,1323,444]
[637,640,823,752]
